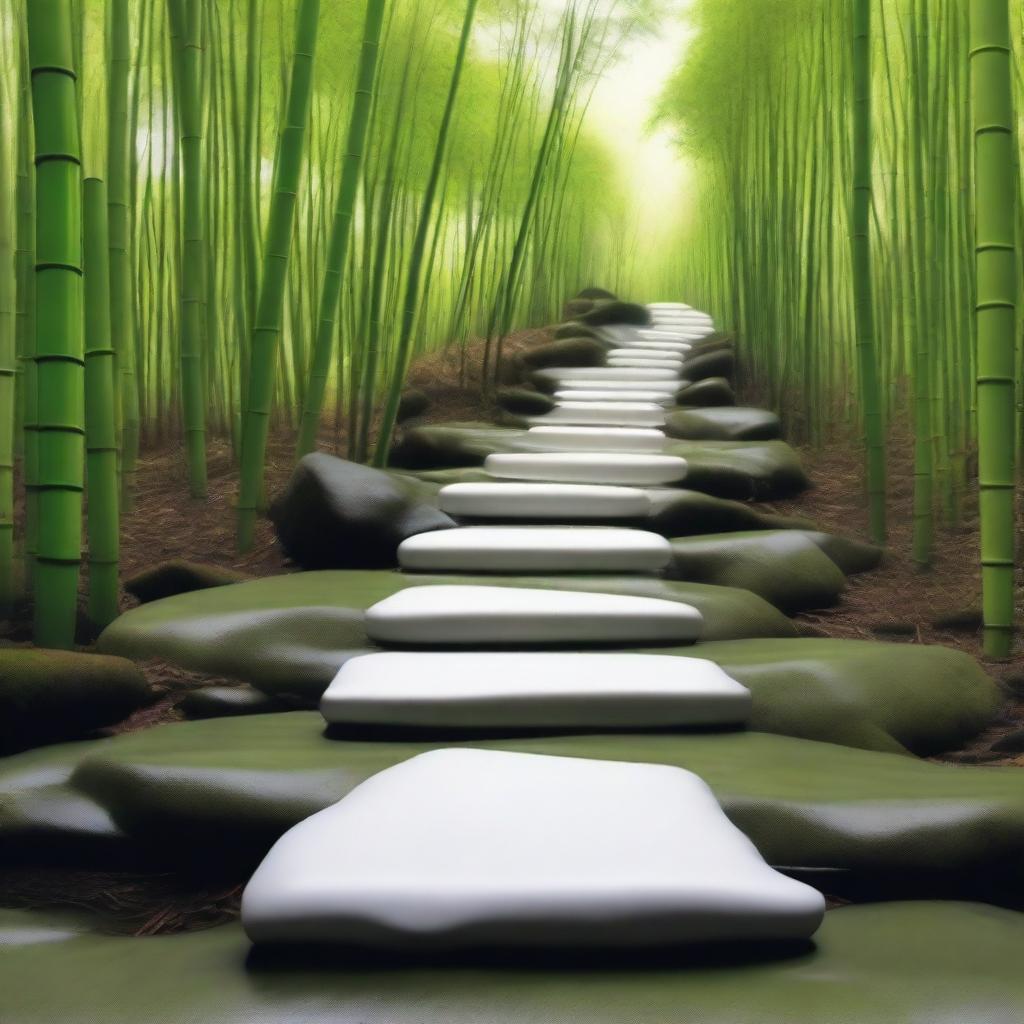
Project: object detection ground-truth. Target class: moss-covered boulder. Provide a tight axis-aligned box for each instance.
[0,713,1015,892]
[683,347,735,382]
[97,569,795,696]
[495,387,556,417]
[666,407,781,441]
[124,560,252,604]
[269,453,456,570]
[389,425,809,500]
[574,300,651,327]
[576,286,617,300]
[678,376,735,407]
[667,532,846,612]
[2,902,1024,1023]
[553,321,604,341]
[518,337,608,371]
[0,648,152,755]
[803,531,883,574]
[396,388,431,423]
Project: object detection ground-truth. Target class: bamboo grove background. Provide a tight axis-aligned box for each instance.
[0,0,664,642]
[659,0,1022,572]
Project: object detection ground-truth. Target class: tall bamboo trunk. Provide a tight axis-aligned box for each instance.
[236,0,320,550]
[27,0,85,648]
[851,0,886,542]
[83,180,121,628]
[970,0,1017,657]
[295,0,385,459]
[168,0,208,497]
[0,75,14,615]
[107,0,139,508]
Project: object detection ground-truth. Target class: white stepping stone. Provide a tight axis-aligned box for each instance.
[607,357,684,373]
[538,402,666,428]
[537,366,681,383]
[647,301,693,310]
[321,652,752,728]
[613,341,693,353]
[653,318,714,329]
[241,748,825,949]
[438,482,651,520]
[486,452,687,485]
[556,378,680,394]
[638,329,710,342]
[607,347,688,361]
[527,426,666,452]
[364,584,702,645]
[555,389,676,406]
[397,527,671,574]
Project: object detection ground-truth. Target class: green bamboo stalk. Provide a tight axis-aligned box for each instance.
[295,0,385,458]
[82,179,121,628]
[372,0,480,468]
[236,0,320,550]
[970,0,1017,658]
[27,0,85,648]
[168,0,208,497]
[851,0,886,542]
[0,56,15,615]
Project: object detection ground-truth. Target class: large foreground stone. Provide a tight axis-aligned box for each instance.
[269,454,455,570]
[390,425,809,500]
[241,749,823,949]
[0,648,152,754]
[1,714,1020,891]
[3,902,1022,1023]
[96,570,794,692]
[666,531,847,613]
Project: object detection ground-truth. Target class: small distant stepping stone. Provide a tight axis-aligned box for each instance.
[555,378,680,394]
[538,366,682,383]
[321,652,752,729]
[607,347,687,361]
[613,341,693,353]
[607,357,684,372]
[364,584,703,645]
[638,328,711,341]
[555,389,676,406]
[486,451,688,485]
[438,482,651,520]
[397,526,671,574]
[538,401,666,428]
[527,425,666,451]
[241,748,824,949]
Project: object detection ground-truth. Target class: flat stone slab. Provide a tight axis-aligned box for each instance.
[535,366,682,385]
[607,357,685,372]
[390,425,808,500]
[537,402,667,427]
[486,452,688,485]
[3,903,1023,1023]
[549,378,681,395]
[613,340,693,353]
[555,389,677,405]
[241,749,823,949]
[397,527,672,574]
[438,482,652,519]
[320,652,752,729]
[364,585,703,646]
[526,426,667,451]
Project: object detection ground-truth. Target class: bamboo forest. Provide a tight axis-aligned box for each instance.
[4,0,1024,1020]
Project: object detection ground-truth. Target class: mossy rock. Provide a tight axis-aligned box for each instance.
[3,902,1024,1023]
[553,321,603,341]
[0,648,152,755]
[389,424,809,500]
[678,377,735,407]
[96,569,795,698]
[803,531,883,574]
[575,300,651,327]
[562,298,594,318]
[495,387,556,417]
[124,560,252,605]
[683,347,735,382]
[269,453,456,570]
[2,713,1020,891]
[576,285,617,300]
[396,388,431,423]
[667,532,846,613]
[517,337,607,371]
[692,636,1000,755]
[666,407,782,442]
[179,685,289,720]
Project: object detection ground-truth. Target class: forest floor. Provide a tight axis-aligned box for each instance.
[3,329,1024,932]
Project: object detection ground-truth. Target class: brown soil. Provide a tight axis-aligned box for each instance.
[3,329,1024,932]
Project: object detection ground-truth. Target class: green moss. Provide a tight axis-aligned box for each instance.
[666,407,781,441]
[0,648,152,754]
[124,560,252,605]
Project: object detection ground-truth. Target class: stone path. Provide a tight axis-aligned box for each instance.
[2,298,1023,1020]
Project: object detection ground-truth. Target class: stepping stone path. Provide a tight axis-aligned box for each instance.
[532,401,667,427]
[486,452,688,485]
[437,481,651,519]
[555,388,677,405]
[526,425,667,451]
